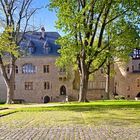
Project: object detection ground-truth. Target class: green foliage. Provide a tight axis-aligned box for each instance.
[50,0,140,72]
[0,27,19,57]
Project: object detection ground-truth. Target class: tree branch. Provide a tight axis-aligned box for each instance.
[89,56,107,74]
[97,0,112,48]
[105,8,130,25]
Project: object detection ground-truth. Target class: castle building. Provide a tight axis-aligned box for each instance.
[0,28,139,103]
[114,49,140,99]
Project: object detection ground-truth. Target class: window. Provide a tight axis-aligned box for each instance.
[126,67,129,72]
[127,86,130,91]
[60,67,66,72]
[6,64,10,74]
[15,65,18,74]
[25,82,33,90]
[43,41,50,54]
[22,63,36,74]
[43,65,49,73]
[6,65,18,74]
[138,63,140,70]
[44,47,50,54]
[59,77,63,81]
[133,49,140,58]
[88,81,96,89]
[44,82,50,90]
[100,68,104,74]
[28,47,35,54]
[100,81,106,89]
[132,65,134,71]
[137,79,140,87]
[127,95,130,98]
[27,41,35,54]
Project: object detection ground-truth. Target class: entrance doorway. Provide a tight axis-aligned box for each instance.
[60,85,66,95]
[136,92,140,97]
[44,96,50,103]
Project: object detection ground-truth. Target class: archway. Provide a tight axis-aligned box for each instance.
[44,96,50,103]
[136,92,140,97]
[60,85,66,95]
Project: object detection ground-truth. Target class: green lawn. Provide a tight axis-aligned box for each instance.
[0,101,140,127]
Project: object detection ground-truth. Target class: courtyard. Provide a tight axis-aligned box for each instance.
[0,101,140,140]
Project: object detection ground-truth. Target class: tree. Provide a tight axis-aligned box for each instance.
[105,20,139,99]
[0,27,19,104]
[0,0,38,104]
[50,0,139,102]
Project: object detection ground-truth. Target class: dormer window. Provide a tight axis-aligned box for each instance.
[28,46,34,54]
[43,41,50,54]
[132,49,140,59]
[27,41,35,54]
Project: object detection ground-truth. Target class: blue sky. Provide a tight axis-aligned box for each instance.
[31,0,63,35]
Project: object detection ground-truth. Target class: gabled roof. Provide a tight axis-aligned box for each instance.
[20,32,61,56]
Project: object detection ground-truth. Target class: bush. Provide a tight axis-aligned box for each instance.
[0,99,6,104]
[115,95,125,100]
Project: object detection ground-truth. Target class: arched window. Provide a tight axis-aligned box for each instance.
[22,63,36,74]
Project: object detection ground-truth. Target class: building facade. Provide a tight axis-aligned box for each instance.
[0,29,139,103]
[114,50,140,99]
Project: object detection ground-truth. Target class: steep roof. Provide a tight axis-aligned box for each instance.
[20,32,61,56]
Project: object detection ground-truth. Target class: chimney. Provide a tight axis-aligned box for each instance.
[41,27,45,39]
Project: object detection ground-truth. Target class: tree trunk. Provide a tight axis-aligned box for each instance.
[105,61,110,99]
[6,57,16,104]
[78,70,89,102]
[0,55,16,104]
[6,78,15,104]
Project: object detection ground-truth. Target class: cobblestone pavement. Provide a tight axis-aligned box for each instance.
[0,112,140,140]
[0,125,140,140]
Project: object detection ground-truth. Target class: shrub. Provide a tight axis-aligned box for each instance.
[0,99,6,104]
[115,95,125,100]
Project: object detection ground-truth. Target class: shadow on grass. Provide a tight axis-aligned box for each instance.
[18,103,140,112]
[0,110,18,118]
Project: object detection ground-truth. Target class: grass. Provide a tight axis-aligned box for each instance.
[0,100,140,127]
